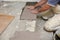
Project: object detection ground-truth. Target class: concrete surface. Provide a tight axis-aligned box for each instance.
[16,20,36,32]
[0,2,26,40]
[20,6,36,20]
[0,2,54,40]
[10,18,53,40]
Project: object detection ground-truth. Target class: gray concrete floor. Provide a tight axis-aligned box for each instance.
[0,2,54,40]
[10,18,53,40]
[0,1,26,40]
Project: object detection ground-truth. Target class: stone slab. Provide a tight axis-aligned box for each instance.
[17,20,36,32]
[20,6,36,20]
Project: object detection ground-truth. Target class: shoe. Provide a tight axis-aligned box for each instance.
[40,16,48,21]
[55,34,60,40]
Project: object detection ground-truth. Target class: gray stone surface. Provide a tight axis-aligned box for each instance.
[16,20,36,32]
[10,31,41,40]
[36,18,53,40]
[0,2,54,40]
[0,1,26,15]
[10,18,53,40]
[0,2,26,40]
[10,2,53,40]
[20,6,36,20]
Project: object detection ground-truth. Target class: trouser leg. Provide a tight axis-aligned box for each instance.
[37,8,54,20]
[44,14,60,31]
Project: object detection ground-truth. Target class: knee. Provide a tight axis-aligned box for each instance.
[44,25,54,32]
[44,22,56,32]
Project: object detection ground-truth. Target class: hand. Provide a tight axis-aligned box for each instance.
[31,9,39,14]
[38,4,51,12]
[27,6,35,10]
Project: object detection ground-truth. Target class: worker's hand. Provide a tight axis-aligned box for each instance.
[38,4,51,12]
[27,6,35,10]
[30,4,51,14]
[31,9,39,14]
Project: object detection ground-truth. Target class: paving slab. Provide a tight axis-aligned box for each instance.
[20,6,36,20]
[10,18,53,40]
[16,20,36,32]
